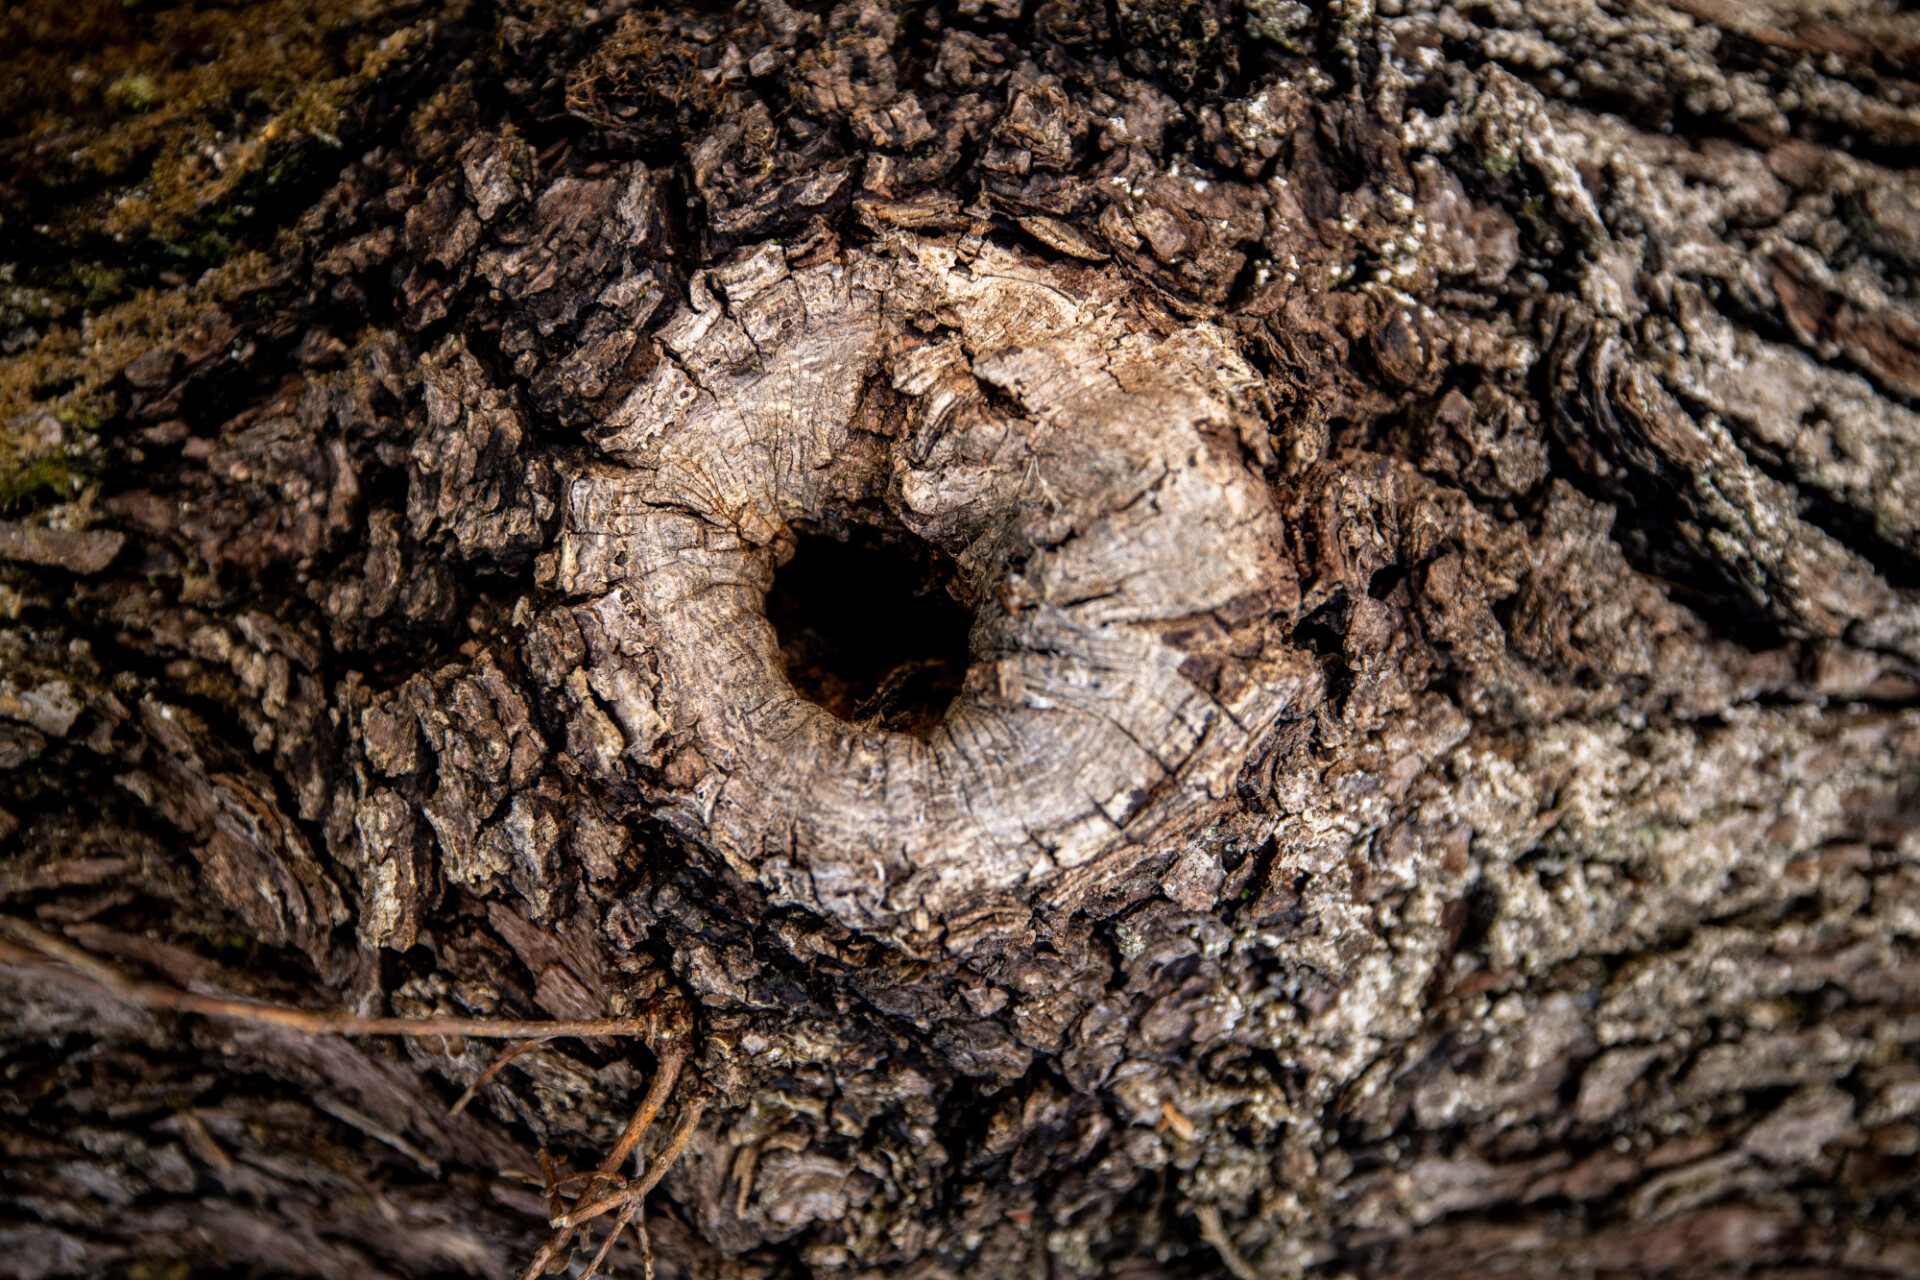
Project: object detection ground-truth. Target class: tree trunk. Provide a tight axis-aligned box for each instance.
[5,0,1920,1276]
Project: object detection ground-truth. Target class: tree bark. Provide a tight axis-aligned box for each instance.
[4,0,1920,1277]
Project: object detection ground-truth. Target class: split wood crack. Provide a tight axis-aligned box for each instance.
[0,914,699,1279]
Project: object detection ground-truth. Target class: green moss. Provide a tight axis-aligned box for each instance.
[163,229,237,267]
[0,277,60,334]
[52,403,101,434]
[104,72,160,114]
[1245,0,1312,49]
[67,262,129,307]
[0,454,86,512]
[264,142,316,188]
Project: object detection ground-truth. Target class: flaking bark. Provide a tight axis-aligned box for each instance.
[4,1,1920,1278]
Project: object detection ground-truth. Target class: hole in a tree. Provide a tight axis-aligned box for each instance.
[766,530,973,739]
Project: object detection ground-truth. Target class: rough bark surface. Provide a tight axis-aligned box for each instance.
[4,1,1920,1278]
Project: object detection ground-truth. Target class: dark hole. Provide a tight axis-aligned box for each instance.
[1289,591,1349,655]
[1367,564,1405,600]
[765,531,973,738]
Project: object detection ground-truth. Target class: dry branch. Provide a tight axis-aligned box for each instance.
[0,916,660,1042]
[2,914,700,1279]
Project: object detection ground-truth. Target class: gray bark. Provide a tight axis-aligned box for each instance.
[3,0,1920,1277]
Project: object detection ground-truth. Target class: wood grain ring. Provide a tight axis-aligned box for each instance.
[555,234,1306,950]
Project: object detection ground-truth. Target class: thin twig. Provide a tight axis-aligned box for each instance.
[517,1047,688,1276]
[555,1098,707,1230]
[314,1092,443,1176]
[4,913,705,1280]
[0,917,650,1042]
[581,1198,640,1280]
[538,1151,566,1222]
[519,1169,622,1194]
[602,1045,687,1174]
[450,1037,547,1115]
[519,1152,572,1280]
[516,1227,569,1279]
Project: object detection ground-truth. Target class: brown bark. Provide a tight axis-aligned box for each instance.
[3,1,1920,1277]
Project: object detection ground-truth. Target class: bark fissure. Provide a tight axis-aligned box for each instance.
[7,0,1920,1277]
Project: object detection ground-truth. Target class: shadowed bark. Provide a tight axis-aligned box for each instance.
[3,1,1920,1277]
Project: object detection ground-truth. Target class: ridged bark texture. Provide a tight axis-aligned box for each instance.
[3,1,1920,1278]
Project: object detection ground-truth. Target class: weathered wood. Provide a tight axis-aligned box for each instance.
[556,235,1304,946]
[3,0,1920,1277]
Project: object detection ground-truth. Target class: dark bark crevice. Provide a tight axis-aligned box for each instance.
[6,1,1920,1278]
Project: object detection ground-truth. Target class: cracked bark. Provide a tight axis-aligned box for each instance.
[4,1,1920,1278]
